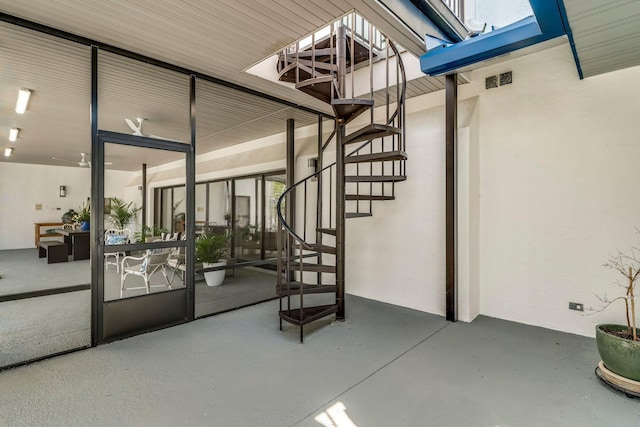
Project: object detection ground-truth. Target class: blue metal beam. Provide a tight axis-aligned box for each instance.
[420,0,572,76]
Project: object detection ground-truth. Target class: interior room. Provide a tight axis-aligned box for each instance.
[1,0,640,424]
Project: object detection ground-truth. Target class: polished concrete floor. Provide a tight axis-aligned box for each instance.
[0,295,638,426]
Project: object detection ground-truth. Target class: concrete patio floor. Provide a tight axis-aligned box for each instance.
[0,295,638,426]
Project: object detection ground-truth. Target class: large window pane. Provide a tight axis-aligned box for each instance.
[265,174,286,258]
[234,177,261,261]
[0,24,91,368]
[207,181,231,234]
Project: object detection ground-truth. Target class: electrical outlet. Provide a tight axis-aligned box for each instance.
[569,302,583,312]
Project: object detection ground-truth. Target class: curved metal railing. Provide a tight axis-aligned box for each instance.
[275,27,407,334]
[276,37,406,256]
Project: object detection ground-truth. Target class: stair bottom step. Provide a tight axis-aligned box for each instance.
[277,283,337,295]
[279,304,338,326]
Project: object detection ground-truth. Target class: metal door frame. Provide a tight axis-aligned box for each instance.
[93,130,194,343]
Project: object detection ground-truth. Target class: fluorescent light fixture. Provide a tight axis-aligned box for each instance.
[4,147,13,157]
[15,88,32,114]
[9,127,19,142]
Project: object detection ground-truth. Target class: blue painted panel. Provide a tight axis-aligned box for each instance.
[529,0,565,35]
[420,0,568,76]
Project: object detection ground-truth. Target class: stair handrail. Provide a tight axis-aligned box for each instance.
[277,162,336,248]
[276,38,407,251]
[345,38,407,158]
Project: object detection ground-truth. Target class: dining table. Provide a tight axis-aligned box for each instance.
[56,228,91,261]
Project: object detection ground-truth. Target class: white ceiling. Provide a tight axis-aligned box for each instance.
[564,0,640,78]
[0,0,454,171]
[0,0,637,171]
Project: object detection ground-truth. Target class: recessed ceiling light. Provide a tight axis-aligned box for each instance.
[4,147,13,157]
[15,88,32,114]
[9,128,19,142]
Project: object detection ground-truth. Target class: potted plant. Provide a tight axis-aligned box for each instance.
[106,197,140,230]
[133,225,168,243]
[72,200,91,230]
[594,248,640,385]
[195,232,231,287]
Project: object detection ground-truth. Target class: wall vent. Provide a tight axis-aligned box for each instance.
[486,71,513,90]
[500,71,513,86]
[485,75,498,89]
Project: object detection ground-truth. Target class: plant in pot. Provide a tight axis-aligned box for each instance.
[106,197,140,230]
[133,225,168,243]
[195,232,231,287]
[72,201,91,230]
[594,247,640,391]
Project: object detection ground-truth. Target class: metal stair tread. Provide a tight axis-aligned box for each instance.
[286,262,336,273]
[317,228,337,235]
[284,47,336,58]
[303,243,337,254]
[331,98,374,123]
[344,124,402,145]
[345,175,407,182]
[345,150,407,164]
[296,76,337,104]
[346,212,373,218]
[279,304,339,326]
[295,75,334,89]
[346,194,395,201]
[276,282,337,295]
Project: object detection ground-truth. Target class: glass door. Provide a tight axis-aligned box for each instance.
[96,131,192,343]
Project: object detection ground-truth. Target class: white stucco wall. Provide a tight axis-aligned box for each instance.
[468,44,640,337]
[0,162,135,249]
[345,42,640,338]
[346,103,447,315]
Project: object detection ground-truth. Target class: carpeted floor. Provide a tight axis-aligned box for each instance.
[1,249,277,309]
[0,248,278,368]
[0,249,90,295]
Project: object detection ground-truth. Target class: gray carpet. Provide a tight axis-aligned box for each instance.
[0,249,90,295]
[195,267,277,317]
[1,295,638,426]
[0,291,91,367]
[0,249,279,368]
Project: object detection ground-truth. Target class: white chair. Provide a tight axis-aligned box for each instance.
[105,229,130,272]
[167,235,187,284]
[120,248,172,298]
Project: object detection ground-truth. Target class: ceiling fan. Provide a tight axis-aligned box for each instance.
[52,152,112,168]
[125,117,167,139]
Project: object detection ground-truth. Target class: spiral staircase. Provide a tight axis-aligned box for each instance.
[276,15,407,342]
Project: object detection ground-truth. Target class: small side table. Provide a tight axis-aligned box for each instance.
[34,222,64,247]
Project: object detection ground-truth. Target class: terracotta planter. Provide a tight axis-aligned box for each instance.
[203,260,227,287]
[596,324,640,381]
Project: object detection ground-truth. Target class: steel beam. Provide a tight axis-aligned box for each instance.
[336,123,346,321]
[90,45,101,346]
[445,73,457,322]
